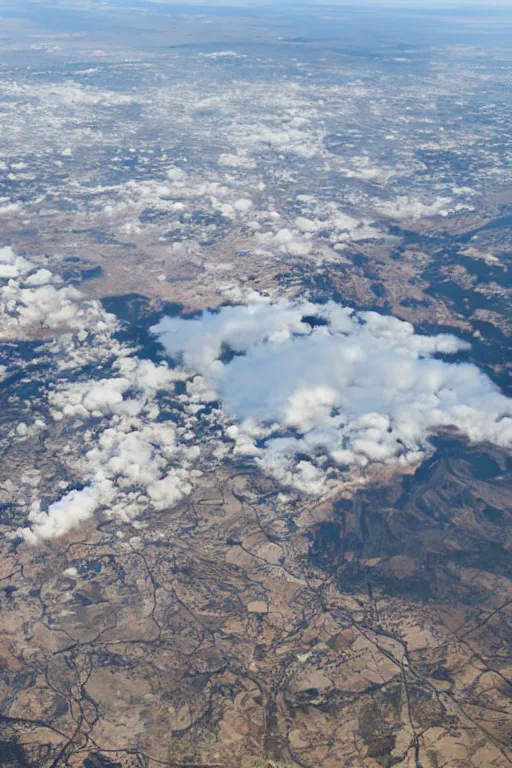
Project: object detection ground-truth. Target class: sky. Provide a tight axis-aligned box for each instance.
[3,0,512,9]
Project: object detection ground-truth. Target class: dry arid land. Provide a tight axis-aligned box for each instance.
[0,1,511,767]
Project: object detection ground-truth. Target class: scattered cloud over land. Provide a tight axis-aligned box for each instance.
[0,248,202,543]
[4,245,511,543]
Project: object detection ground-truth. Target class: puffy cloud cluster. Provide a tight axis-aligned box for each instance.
[218,152,256,169]
[24,484,114,545]
[1,282,89,336]
[375,195,474,220]
[0,246,34,280]
[6,244,510,541]
[0,249,202,544]
[0,248,113,340]
[23,401,198,545]
[0,77,140,158]
[338,155,396,184]
[0,202,22,216]
[198,51,248,60]
[92,171,384,263]
[153,297,512,494]
[255,227,314,257]
[88,164,384,269]
[1,80,135,108]
[23,351,199,544]
[94,169,256,238]
[293,202,382,248]
[49,357,184,419]
[251,205,382,261]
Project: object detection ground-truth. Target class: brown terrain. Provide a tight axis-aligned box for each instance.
[0,182,511,767]
[0,31,511,767]
[0,429,511,768]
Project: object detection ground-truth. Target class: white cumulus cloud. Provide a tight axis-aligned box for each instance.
[152,297,512,494]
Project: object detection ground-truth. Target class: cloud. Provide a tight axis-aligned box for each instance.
[0,249,201,544]
[375,195,474,220]
[234,198,253,212]
[1,81,135,108]
[255,227,314,257]
[7,247,510,543]
[338,155,396,184]
[22,351,199,543]
[218,153,256,169]
[0,253,117,342]
[198,51,248,60]
[0,203,21,216]
[152,297,512,494]
[0,281,88,337]
[23,483,114,544]
[24,269,53,287]
[0,246,34,279]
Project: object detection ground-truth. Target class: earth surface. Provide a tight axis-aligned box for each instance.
[0,2,511,767]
